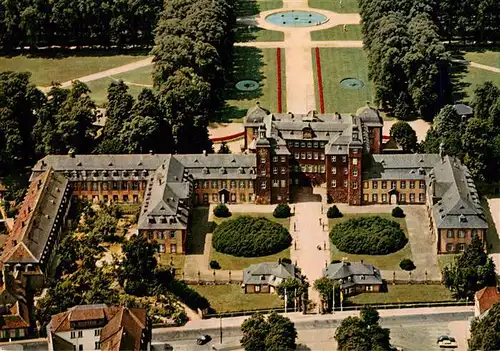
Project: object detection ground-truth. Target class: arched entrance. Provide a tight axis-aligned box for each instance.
[388,188,398,205]
[219,189,230,203]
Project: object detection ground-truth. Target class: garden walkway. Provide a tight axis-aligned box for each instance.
[291,201,330,310]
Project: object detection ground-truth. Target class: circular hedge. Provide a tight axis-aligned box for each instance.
[212,216,292,257]
[329,216,407,255]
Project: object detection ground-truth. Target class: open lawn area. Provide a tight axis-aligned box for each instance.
[308,0,358,13]
[236,0,283,16]
[313,48,373,114]
[158,254,185,279]
[0,53,147,86]
[328,213,411,270]
[235,26,284,42]
[211,247,290,270]
[462,67,500,102]
[190,284,283,313]
[465,49,500,68]
[218,47,286,122]
[311,25,362,41]
[349,284,454,305]
[437,254,459,273]
[86,65,153,106]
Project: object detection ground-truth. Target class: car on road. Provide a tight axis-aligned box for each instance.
[437,335,457,348]
[196,334,211,345]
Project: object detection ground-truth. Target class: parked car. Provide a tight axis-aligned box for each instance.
[437,335,457,348]
[196,335,212,345]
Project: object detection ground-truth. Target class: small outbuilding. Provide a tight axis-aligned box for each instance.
[323,261,383,296]
[243,261,300,294]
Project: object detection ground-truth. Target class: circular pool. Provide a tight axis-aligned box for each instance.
[266,11,328,27]
[235,80,260,91]
[340,78,364,90]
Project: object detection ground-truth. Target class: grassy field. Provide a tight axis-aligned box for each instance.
[190,284,283,313]
[311,25,362,41]
[312,48,373,114]
[85,65,153,106]
[235,26,284,42]
[465,50,500,68]
[211,212,291,270]
[437,254,459,273]
[157,254,185,279]
[328,213,412,270]
[218,47,286,122]
[349,284,454,305]
[462,67,500,102]
[309,0,359,13]
[0,53,147,86]
[236,0,283,16]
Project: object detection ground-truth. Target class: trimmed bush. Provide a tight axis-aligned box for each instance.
[213,203,231,218]
[210,260,221,270]
[327,205,343,218]
[330,216,408,255]
[273,203,291,218]
[399,258,416,271]
[212,216,292,257]
[281,258,292,264]
[392,206,405,218]
[327,194,334,204]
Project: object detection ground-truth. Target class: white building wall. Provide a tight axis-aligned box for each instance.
[52,328,101,351]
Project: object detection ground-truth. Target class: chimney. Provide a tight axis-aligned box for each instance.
[202,150,207,156]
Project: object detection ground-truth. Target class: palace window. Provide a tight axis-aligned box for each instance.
[301,153,306,160]
[307,153,312,160]
[240,193,246,202]
[261,182,266,189]
[353,169,358,176]
[320,153,325,160]
[239,181,245,188]
[447,230,454,238]
[273,156,278,162]
[419,193,425,202]
[342,156,347,163]
[391,181,397,189]
[159,244,165,253]
[212,193,218,202]
[410,181,415,189]
[332,167,337,175]
[409,193,415,202]
[331,156,337,162]
[307,142,312,148]
[261,170,266,176]
[472,230,478,237]
[381,181,387,189]
[312,165,318,173]
[280,156,286,163]
[102,182,108,190]
[158,232,165,240]
[314,142,318,148]
[372,194,378,202]
[344,167,348,175]
[419,180,426,189]
[170,244,177,253]
[352,158,358,165]
[307,164,313,173]
[459,230,466,238]
[382,194,387,202]
[294,142,299,147]
[294,153,299,159]
[91,182,98,191]
[203,193,209,203]
[273,167,278,175]
[363,181,368,189]
[458,243,465,251]
[400,181,406,189]
[352,182,358,189]
[372,181,378,189]
[313,152,318,160]
[399,193,406,202]
[272,180,279,187]
[112,181,118,190]
[446,243,453,252]
[344,180,348,188]
[320,165,325,173]
[301,164,307,172]
[332,180,337,188]
[281,180,286,187]
[281,167,286,175]
[132,181,139,190]
[301,142,306,148]
[231,181,236,188]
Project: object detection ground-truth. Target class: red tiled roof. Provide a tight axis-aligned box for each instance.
[475,286,500,315]
[0,301,30,329]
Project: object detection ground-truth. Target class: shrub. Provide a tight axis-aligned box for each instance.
[281,257,292,264]
[212,216,292,257]
[327,194,334,204]
[327,205,343,218]
[213,203,231,218]
[391,206,405,218]
[329,216,408,255]
[209,260,221,270]
[273,203,291,218]
[399,258,416,271]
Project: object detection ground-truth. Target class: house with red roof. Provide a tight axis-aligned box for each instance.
[474,286,500,317]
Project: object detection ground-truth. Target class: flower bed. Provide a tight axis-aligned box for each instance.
[315,47,325,113]
[276,47,283,113]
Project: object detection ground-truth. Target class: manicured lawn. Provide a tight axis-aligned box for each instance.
[459,66,500,103]
[311,25,362,41]
[235,26,284,42]
[328,213,412,270]
[158,254,186,279]
[218,47,286,122]
[437,254,459,273]
[187,208,213,255]
[312,48,373,114]
[211,247,290,270]
[465,50,500,68]
[85,65,152,106]
[190,284,283,313]
[0,53,147,86]
[309,0,359,13]
[349,284,454,305]
[236,0,283,16]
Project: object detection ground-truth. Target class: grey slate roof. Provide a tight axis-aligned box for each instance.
[428,156,487,229]
[363,154,441,180]
[323,262,383,288]
[178,154,257,180]
[453,103,473,117]
[243,262,299,286]
[356,105,383,127]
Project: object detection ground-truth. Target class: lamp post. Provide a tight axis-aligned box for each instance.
[219,316,223,344]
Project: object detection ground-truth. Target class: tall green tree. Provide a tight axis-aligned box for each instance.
[389,121,417,152]
[442,235,496,300]
[240,312,297,351]
[469,303,500,350]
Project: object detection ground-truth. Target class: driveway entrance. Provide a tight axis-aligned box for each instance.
[218,189,230,203]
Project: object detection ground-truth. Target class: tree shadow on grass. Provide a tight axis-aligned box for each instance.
[235,0,260,17]
[216,46,266,122]
[482,199,500,254]
[448,48,471,103]
[187,207,216,255]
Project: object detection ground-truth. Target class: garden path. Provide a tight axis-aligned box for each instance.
[469,61,500,73]
[290,201,330,311]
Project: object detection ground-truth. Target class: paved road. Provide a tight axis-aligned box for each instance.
[154,307,473,351]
